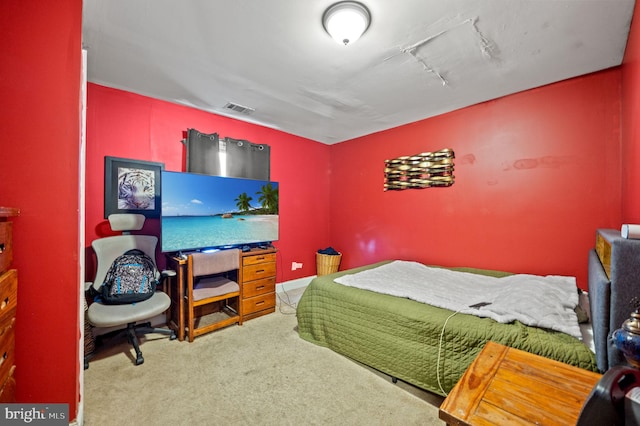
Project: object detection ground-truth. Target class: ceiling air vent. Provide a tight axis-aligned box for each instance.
[223,102,255,115]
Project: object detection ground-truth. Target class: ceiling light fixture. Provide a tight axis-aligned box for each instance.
[322,1,371,46]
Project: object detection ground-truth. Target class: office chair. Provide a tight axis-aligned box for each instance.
[186,249,242,342]
[85,214,176,368]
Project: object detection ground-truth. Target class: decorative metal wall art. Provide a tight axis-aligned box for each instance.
[384,148,455,190]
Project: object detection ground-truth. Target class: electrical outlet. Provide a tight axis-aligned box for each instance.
[291,261,303,271]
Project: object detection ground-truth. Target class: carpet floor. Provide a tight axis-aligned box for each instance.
[83,287,443,425]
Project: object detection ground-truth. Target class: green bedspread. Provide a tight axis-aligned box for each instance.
[296,261,598,397]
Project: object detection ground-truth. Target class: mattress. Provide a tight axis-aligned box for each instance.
[296,261,598,396]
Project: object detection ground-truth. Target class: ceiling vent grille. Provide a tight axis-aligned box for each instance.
[223,102,255,115]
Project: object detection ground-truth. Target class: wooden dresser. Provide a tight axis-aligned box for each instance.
[239,248,276,321]
[0,207,19,402]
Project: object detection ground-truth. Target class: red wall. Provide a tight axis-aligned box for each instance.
[622,4,640,223]
[88,69,623,293]
[86,84,332,283]
[0,0,82,420]
[330,70,622,289]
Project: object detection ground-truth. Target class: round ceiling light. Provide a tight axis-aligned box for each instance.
[322,1,371,46]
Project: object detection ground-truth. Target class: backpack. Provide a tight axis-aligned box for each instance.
[100,249,158,305]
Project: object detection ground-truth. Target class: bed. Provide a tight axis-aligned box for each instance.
[296,261,598,397]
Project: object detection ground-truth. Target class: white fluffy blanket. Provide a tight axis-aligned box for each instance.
[334,261,582,339]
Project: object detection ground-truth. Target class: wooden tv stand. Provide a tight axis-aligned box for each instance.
[166,247,277,341]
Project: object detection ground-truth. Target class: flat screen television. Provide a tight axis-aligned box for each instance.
[161,171,279,253]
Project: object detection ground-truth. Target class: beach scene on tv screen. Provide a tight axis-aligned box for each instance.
[161,172,279,252]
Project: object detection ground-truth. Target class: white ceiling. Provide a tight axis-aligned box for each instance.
[82,0,636,144]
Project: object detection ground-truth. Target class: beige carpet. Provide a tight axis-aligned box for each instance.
[83,288,444,425]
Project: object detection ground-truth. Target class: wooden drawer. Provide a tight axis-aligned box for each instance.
[596,231,612,279]
[243,277,275,299]
[0,271,17,325]
[243,261,276,282]
[243,252,276,266]
[0,318,15,387]
[242,293,275,316]
[0,222,13,275]
[241,249,277,321]
[0,365,16,403]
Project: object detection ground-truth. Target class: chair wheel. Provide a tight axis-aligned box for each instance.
[170,332,177,341]
[136,356,144,365]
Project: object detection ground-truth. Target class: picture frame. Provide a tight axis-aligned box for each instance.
[104,156,165,218]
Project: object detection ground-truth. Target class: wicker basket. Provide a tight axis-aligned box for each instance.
[316,252,342,276]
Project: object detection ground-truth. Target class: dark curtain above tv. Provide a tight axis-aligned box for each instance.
[224,137,270,180]
[185,129,221,176]
[185,129,270,180]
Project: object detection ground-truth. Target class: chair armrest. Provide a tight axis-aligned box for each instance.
[161,269,176,278]
[157,270,176,294]
[84,282,94,292]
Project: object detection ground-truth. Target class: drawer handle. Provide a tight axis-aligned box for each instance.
[0,243,4,254]
[0,352,6,366]
[0,297,8,310]
[255,269,265,274]
[256,286,265,291]
[256,301,265,306]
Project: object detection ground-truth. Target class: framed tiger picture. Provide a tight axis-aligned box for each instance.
[104,157,165,218]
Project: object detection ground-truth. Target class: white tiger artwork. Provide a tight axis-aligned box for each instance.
[117,168,155,210]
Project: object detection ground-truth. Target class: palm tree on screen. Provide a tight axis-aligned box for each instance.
[257,183,278,214]
[235,192,252,212]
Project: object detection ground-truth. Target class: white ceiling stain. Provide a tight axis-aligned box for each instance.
[397,17,501,87]
[82,0,636,144]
